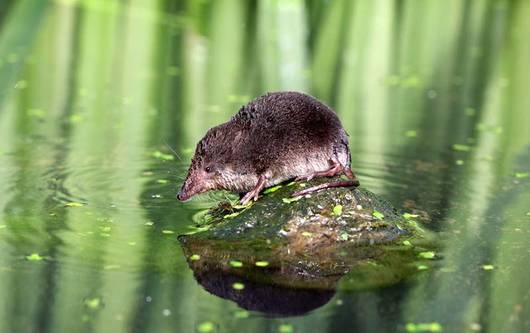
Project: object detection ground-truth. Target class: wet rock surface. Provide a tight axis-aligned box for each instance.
[186,177,411,244]
[179,177,435,314]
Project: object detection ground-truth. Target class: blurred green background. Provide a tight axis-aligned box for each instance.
[0,0,529,332]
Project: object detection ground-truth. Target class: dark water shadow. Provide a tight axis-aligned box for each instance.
[193,269,335,316]
[178,233,429,317]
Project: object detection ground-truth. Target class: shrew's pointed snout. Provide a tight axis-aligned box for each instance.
[178,174,195,202]
[177,172,209,202]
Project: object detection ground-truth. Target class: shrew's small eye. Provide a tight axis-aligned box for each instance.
[205,166,212,173]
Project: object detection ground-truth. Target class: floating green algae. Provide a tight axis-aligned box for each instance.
[84,297,102,310]
[278,324,294,333]
[255,261,269,267]
[232,282,245,290]
[229,260,243,268]
[406,322,442,332]
[197,321,215,333]
[65,202,84,207]
[418,251,436,259]
[452,144,472,152]
[26,253,44,261]
[152,150,174,161]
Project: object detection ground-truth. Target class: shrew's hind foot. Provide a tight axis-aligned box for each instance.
[295,158,360,187]
[295,159,348,182]
[344,167,360,187]
[291,159,360,197]
[296,162,342,181]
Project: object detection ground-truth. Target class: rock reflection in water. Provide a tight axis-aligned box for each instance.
[179,180,434,315]
[179,234,428,316]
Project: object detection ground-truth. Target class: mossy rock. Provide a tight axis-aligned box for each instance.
[179,177,436,314]
[192,180,407,243]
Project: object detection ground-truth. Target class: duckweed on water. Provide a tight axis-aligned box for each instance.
[278,324,294,333]
[514,172,529,178]
[104,265,120,270]
[197,321,215,333]
[452,144,471,152]
[26,253,44,261]
[152,150,174,161]
[232,282,245,290]
[333,204,343,216]
[406,322,443,332]
[233,310,249,319]
[418,251,436,259]
[99,226,111,232]
[229,260,243,268]
[84,297,102,310]
[64,202,84,207]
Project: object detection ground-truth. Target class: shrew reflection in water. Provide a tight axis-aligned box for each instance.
[189,267,336,316]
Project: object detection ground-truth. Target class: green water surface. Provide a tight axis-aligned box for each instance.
[0,0,530,332]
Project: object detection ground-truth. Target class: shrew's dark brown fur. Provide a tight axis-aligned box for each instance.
[178,91,359,204]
